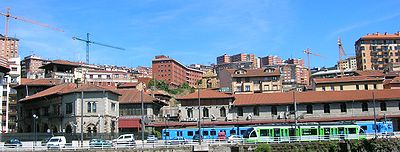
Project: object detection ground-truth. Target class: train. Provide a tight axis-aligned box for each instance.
[161,120,394,141]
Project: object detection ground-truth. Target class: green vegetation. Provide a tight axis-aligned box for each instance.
[148,80,195,95]
[255,143,271,152]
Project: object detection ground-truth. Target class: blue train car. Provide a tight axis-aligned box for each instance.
[356,120,393,134]
[162,127,250,140]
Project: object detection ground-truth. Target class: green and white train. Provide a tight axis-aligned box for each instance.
[243,124,365,143]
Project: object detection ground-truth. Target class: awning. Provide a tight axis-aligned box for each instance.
[118,118,141,128]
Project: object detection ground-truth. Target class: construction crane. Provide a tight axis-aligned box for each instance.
[72,33,125,64]
[303,48,323,85]
[0,7,64,58]
[338,37,347,77]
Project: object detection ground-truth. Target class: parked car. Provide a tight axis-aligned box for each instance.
[192,134,203,142]
[166,137,187,145]
[41,137,51,146]
[227,135,243,143]
[112,134,136,147]
[89,139,112,148]
[146,135,158,143]
[5,138,22,148]
[46,136,66,149]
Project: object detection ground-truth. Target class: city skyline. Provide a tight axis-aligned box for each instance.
[0,0,399,68]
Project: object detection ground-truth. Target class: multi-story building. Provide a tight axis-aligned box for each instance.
[215,61,254,75]
[260,55,282,66]
[0,34,19,60]
[20,55,49,79]
[85,70,137,87]
[219,67,282,94]
[216,54,230,64]
[355,32,400,71]
[0,56,9,133]
[152,55,203,87]
[337,56,357,71]
[216,53,259,71]
[17,84,120,134]
[198,69,219,89]
[2,57,21,132]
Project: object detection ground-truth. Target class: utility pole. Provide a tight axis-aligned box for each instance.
[81,90,84,147]
[141,88,145,149]
[372,91,377,139]
[198,86,201,145]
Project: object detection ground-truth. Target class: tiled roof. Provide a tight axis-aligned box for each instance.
[177,89,233,100]
[117,82,138,88]
[390,77,400,84]
[313,76,383,84]
[359,33,400,40]
[87,70,128,74]
[355,70,384,77]
[225,68,280,77]
[114,89,156,104]
[233,89,400,106]
[20,84,120,102]
[18,78,62,86]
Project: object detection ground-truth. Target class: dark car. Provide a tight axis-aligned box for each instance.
[41,137,51,146]
[5,138,22,148]
[192,134,203,142]
[89,139,112,148]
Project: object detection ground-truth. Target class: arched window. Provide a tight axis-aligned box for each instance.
[220,107,226,117]
[203,108,209,118]
[187,109,193,118]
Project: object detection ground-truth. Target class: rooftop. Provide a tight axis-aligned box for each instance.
[114,89,157,104]
[177,89,233,100]
[225,68,280,78]
[359,32,400,40]
[313,76,383,84]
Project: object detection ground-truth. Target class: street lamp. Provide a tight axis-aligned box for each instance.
[33,114,39,147]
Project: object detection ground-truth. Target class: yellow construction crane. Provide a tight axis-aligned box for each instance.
[338,37,347,77]
[0,7,64,58]
[303,48,323,85]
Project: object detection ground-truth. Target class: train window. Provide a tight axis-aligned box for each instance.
[177,131,183,136]
[203,131,209,136]
[338,127,345,134]
[250,131,257,137]
[289,128,296,136]
[195,131,199,135]
[274,128,280,137]
[165,132,170,136]
[348,128,357,134]
[302,129,317,136]
[230,130,236,135]
[240,130,246,135]
[210,131,216,136]
[188,131,193,136]
[260,129,268,137]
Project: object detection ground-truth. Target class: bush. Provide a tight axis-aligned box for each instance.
[255,143,271,152]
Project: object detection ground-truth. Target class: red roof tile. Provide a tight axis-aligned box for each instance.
[114,89,156,104]
[20,84,120,102]
[313,76,382,84]
[355,70,384,77]
[360,33,400,40]
[177,89,233,100]
[233,89,400,106]
[390,77,400,84]
[117,82,138,88]
[18,78,62,86]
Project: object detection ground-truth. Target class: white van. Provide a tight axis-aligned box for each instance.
[46,136,66,149]
[113,134,136,147]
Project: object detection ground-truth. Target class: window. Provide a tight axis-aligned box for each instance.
[220,107,226,117]
[203,131,209,136]
[111,103,116,112]
[364,84,368,90]
[340,103,347,112]
[374,84,377,90]
[210,130,216,136]
[187,109,193,118]
[330,86,334,91]
[238,107,243,116]
[324,104,330,113]
[322,86,326,91]
[356,85,359,90]
[289,105,294,112]
[203,108,209,118]
[340,85,343,90]
[380,102,387,111]
[253,106,259,116]
[188,131,193,136]
[362,103,368,111]
[271,106,277,115]
[306,104,313,114]
[87,102,96,113]
[245,85,250,92]
[250,131,257,137]
[66,103,73,114]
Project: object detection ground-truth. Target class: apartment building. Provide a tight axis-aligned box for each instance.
[2,57,21,132]
[260,55,282,66]
[198,69,219,89]
[20,55,49,79]
[337,56,357,70]
[0,57,9,133]
[312,76,384,91]
[85,70,137,87]
[219,68,282,94]
[216,53,259,72]
[17,84,120,134]
[152,55,203,87]
[0,34,19,60]
[355,32,400,71]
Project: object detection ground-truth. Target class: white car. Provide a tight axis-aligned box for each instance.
[113,134,136,147]
[46,136,66,149]
[227,135,243,143]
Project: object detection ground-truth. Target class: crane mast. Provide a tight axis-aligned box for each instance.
[338,37,346,77]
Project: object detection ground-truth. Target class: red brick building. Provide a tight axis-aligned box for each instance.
[152,55,203,87]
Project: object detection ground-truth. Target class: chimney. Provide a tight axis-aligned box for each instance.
[375,32,379,35]
[384,32,387,35]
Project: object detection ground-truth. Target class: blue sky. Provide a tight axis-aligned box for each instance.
[1,0,399,67]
